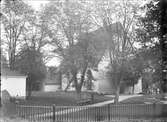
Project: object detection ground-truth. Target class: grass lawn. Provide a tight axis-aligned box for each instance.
[2,102,17,118]
[120,94,167,104]
[17,91,113,106]
[4,93,167,119]
[2,91,113,118]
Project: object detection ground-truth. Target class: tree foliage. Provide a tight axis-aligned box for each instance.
[1,0,165,98]
[1,0,49,97]
[136,0,167,92]
[1,0,34,69]
[42,0,98,92]
[15,46,46,97]
[94,0,141,103]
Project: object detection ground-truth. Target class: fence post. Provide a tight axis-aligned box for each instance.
[52,104,55,122]
[108,104,110,121]
[153,103,156,118]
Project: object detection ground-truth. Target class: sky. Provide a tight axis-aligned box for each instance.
[25,0,151,10]
[24,0,49,10]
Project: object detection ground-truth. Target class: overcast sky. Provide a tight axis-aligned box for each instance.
[25,0,151,10]
[24,0,49,10]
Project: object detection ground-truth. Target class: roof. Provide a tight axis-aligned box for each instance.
[1,67,26,77]
[78,22,123,68]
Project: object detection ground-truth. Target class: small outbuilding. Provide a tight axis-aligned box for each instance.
[1,67,27,99]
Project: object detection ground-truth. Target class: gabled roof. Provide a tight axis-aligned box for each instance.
[1,67,26,77]
[79,22,123,68]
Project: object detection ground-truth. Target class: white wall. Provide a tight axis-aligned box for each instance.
[134,77,142,93]
[123,77,143,94]
[92,70,114,94]
[1,76,26,98]
[44,85,60,92]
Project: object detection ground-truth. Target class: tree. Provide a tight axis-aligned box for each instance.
[15,46,46,98]
[118,56,143,93]
[136,0,167,93]
[1,0,52,98]
[160,0,167,92]
[94,0,140,103]
[22,8,50,52]
[1,0,33,70]
[58,34,98,93]
[43,0,97,93]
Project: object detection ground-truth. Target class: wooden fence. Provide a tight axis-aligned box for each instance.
[16,104,167,122]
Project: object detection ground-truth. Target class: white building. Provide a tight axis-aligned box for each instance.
[1,67,27,99]
[91,51,142,94]
[44,79,61,92]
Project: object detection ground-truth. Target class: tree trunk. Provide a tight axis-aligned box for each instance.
[78,63,88,93]
[87,80,92,90]
[72,72,80,93]
[78,73,85,92]
[27,89,32,99]
[27,81,32,99]
[64,78,73,91]
[132,83,135,94]
[114,85,120,104]
[26,74,33,99]
[58,71,62,90]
